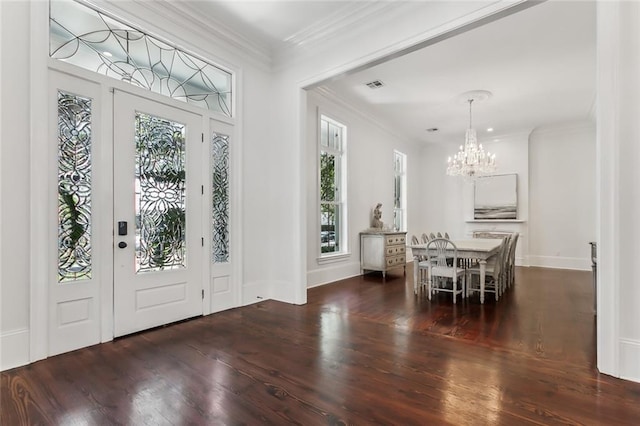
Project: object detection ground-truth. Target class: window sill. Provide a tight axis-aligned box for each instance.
[317,252,351,265]
[465,219,526,223]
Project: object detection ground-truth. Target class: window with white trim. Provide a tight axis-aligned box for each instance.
[319,115,347,256]
[393,150,407,232]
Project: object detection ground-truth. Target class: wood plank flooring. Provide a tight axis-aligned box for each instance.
[2,266,639,425]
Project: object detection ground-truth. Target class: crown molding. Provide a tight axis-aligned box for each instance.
[273,1,411,72]
[438,121,595,148]
[172,1,273,64]
[480,129,534,143]
[112,0,273,71]
[283,2,397,50]
[530,120,596,138]
[313,86,424,149]
[435,128,533,148]
[275,1,537,78]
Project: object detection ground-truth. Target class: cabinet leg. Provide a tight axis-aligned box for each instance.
[382,271,386,279]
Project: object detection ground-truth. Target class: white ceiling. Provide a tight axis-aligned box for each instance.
[321,0,596,144]
[182,0,596,145]
[182,1,368,52]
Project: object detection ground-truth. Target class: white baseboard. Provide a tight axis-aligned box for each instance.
[528,255,591,271]
[242,280,271,305]
[1,328,30,371]
[515,256,527,267]
[620,339,640,383]
[307,261,361,289]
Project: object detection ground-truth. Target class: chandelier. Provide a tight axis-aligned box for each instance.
[446,98,496,177]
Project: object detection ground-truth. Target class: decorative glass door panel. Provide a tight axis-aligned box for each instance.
[135,113,187,272]
[208,119,235,314]
[212,133,229,263]
[113,91,203,337]
[58,91,93,281]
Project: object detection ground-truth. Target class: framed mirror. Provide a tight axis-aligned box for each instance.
[474,173,517,219]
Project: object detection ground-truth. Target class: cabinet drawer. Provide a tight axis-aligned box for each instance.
[386,235,406,246]
[386,255,406,267]
[385,245,406,256]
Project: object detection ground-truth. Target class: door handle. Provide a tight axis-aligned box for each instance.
[118,241,127,249]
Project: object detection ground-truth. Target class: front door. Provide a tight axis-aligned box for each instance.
[113,91,203,337]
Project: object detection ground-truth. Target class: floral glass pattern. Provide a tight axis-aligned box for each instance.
[58,91,93,282]
[212,133,229,263]
[49,0,232,116]
[135,113,187,272]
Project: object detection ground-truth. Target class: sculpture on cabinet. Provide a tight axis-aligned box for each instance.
[372,203,384,229]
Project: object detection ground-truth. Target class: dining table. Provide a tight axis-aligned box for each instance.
[408,238,503,303]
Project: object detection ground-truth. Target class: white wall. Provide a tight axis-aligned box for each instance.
[239,63,277,303]
[597,0,640,383]
[415,142,463,237]
[305,89,422,287]
[529,122,596,270]
[1,0,32,370]
[616,2,640,382]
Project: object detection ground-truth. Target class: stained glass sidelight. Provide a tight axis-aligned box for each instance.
[135,113,187,272]
[49,0,232,117]
[212,133,229,263]
[58,91,93,282]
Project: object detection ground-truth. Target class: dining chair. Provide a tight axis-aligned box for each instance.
[466,236,509,301]
[421,233,430,244]
[411,235,426,264]
[419,238,465,304]
[506,232,520,289]
[473,230,512,240]
[437,232,443,238]
[498,233,515,295]
[412,235,430,293]
[470,230,511,270]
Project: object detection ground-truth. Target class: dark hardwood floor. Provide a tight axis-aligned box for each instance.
[2,266,640,425]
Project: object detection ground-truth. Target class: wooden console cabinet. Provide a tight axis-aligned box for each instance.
[360,231,407,277]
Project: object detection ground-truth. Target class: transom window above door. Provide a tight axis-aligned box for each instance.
[49,0,233,117]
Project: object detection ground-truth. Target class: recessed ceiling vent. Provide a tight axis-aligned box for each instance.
[365,80,385,89]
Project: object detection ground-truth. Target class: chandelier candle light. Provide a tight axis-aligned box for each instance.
[446,97,496,177]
